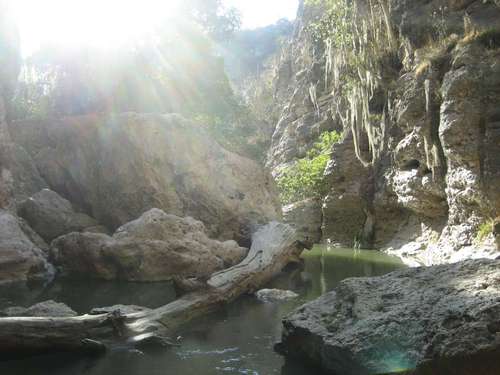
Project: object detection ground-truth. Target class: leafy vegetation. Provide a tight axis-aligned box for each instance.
[475,219,494,244]
[276,131,341,204]
[304,0,398,168]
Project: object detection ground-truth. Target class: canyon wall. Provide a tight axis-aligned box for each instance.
[267,0,500,264]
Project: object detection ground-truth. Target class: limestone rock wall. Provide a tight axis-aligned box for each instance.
[266,0,500,264]
[9,113,281,244]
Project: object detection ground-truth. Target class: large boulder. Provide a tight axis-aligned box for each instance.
[9,113,281,243]
[50,208,248,281]
[18,189,106,242]
[278,259,500,375]
[0,210,54,285]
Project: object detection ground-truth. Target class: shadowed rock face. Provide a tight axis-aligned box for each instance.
[9,113,281,244]
[0,211,54,286]
[18,189,107,242]
[283,198,323,246]
[278,259,500,375]
[50,208,248,281]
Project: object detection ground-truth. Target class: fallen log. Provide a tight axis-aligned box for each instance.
[0,222,304,358]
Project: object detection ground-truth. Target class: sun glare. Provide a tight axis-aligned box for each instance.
[13,0,180,55]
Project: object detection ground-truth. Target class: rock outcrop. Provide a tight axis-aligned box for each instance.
[1,300,77,317]
[9,113,281,244]
[18,189,107,242]
[278,258,500,375]
[283,198,323,245]
[265,0,500,263]
[50,208,248,281]
[0,210,54,285]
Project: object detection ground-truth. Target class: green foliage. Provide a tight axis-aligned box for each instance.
[305,0,355,46]
[178,0,241,41]
[476,219,494,243]
[276,131,342,204]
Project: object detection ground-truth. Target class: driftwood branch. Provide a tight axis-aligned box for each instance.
[0,222,304,358]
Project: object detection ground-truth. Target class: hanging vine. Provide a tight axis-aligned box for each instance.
[306,0,397,167]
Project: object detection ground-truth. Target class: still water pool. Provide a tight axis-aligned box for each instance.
[0,246,405,375]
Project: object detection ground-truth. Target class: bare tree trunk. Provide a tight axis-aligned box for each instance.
[0,222,304,358]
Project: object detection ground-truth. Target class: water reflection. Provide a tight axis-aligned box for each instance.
[0,246,405,375]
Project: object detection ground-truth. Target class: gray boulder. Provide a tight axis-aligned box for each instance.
[278,259,500,375]
[18,189,106,242]
[1,300,77,317]
[0,210,54,285]
[50,208,248,281]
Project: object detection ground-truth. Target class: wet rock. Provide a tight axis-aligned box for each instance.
[18,189,105,242]
[50,208,248,281]
[255,289,299,302]
[283,198,322,246]
[0,210,54,285]
[278,259,500,375]
[9,113,281,243]
[1,300,77,317]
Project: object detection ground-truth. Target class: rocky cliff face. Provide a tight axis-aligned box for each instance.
[266,0,500,264]
[8,113,281,244]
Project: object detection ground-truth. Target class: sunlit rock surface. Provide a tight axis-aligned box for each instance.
[50,208,248,281]
[9,113,281,243]
[278,258,500,375]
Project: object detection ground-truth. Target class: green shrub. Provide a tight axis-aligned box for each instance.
[276,131,341,204]
[476,219,494,243]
